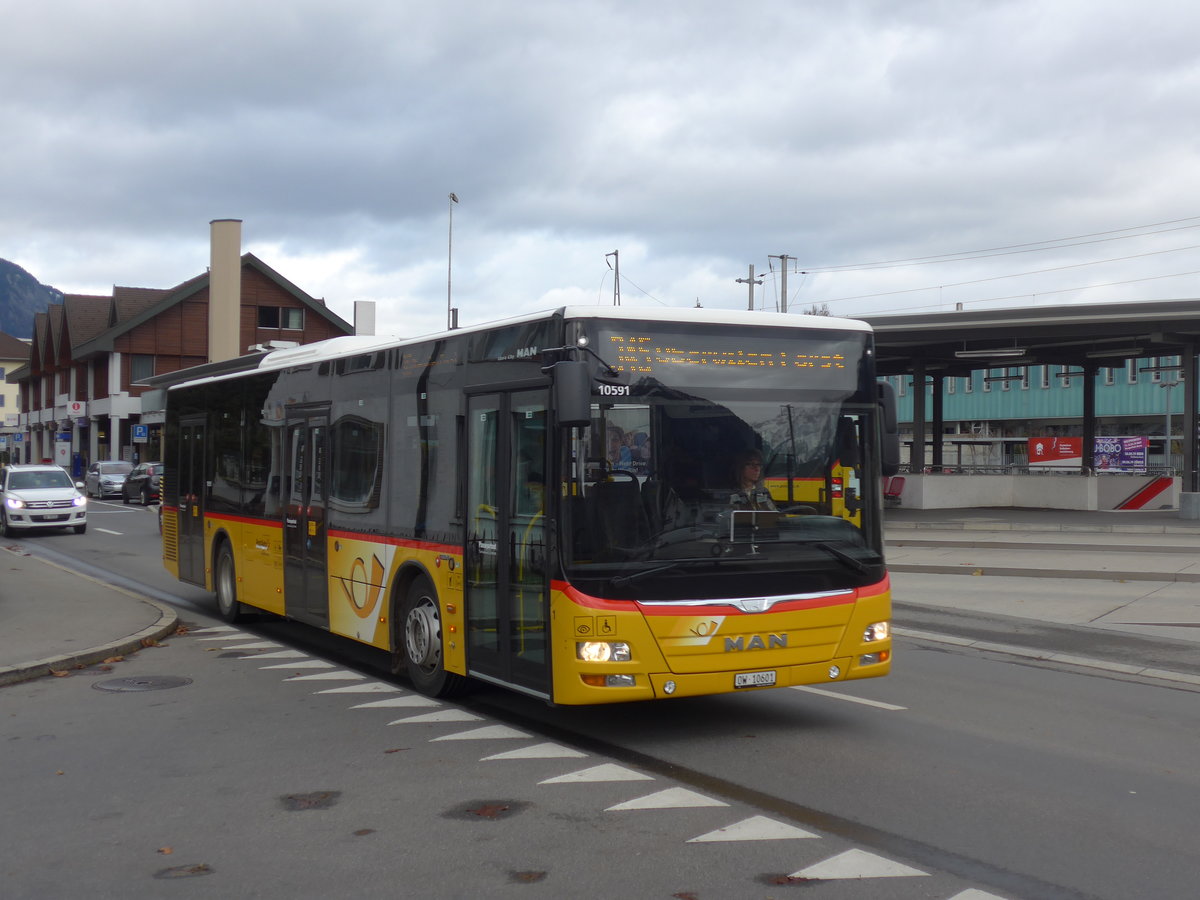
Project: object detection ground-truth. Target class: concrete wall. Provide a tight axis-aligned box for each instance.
[896,474,1182,510]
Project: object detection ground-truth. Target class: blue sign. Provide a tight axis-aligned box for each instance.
[133,424,149,442]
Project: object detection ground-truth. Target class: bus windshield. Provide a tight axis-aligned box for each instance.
[559,320,883,601]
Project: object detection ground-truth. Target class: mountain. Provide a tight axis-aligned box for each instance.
[1,258,62,339]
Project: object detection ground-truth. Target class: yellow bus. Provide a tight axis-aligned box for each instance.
[160,306,899,704]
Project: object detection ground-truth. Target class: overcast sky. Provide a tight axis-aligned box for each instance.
[5,0,1200,338]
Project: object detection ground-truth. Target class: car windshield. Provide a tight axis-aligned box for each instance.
[9,470,73,490]
[100,462,133,475]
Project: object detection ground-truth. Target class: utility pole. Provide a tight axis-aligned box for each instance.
[605,250,621,305]
[768,254,792,313]
[735,264,763,311]
[446,193,459,329]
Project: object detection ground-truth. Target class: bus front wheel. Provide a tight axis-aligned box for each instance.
[214,543,245,623]
[398,576,466,698]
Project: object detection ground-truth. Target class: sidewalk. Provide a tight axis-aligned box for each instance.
[0,546,178,687]
[2,507,1197,688]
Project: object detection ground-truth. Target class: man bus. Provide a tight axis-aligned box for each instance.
[159,306,898,705]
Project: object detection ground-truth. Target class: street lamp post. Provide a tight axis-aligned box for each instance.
[447,192,459,330]
[1162,375,1179,470]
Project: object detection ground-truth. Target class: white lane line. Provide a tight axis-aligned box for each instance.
[388,710,481,725]
[791,686,907,710]
[95,528,123,535]
[430,724,529,741]
[482,742,587,761]
[350,696,441,709]
[539,764,653,784]
[687,815,819,843]
[790,848,926,880]
[607,788,729,811]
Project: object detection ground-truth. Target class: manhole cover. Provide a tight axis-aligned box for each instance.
[93,675,193,693]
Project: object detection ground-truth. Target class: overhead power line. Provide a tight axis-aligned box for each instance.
[797,214,1200,273]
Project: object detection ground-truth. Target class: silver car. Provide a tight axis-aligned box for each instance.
[1,464,88,536]
[86,460,133,498]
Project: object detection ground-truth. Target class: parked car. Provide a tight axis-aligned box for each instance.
[86,460,132,498]
[121,461,163,505]
[1,463,88,536]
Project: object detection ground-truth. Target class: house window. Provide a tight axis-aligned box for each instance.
[947,376,956,394]
[1127,359,1138,385]
[1103,366,1115,386]
[964,372,973,393]
[130,354,155,383]
[258,306,304,329]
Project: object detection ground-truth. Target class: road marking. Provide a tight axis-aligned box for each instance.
[483,742,587,761]
[607,788,729,811]
[540,764,653,784]
[791,685,907,710]
[431,724,529,741]
[688,815,818,842]
[95,527,123,535]
[791,848,927,879]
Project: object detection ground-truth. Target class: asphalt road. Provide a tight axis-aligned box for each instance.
[5,498,1197,899]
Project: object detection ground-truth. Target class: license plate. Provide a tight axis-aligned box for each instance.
[37,515,68,522]
[734,670,776,689]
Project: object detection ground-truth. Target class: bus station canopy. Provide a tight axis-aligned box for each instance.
[861,298,1200,491]
[863,297,1200,378]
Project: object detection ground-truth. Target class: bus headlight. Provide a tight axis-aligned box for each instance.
[863,621,890,642]
[576,641,631,662]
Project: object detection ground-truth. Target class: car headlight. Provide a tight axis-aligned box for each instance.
[576,641,631,662]
[6,497,26,510]
[73,495,88,507]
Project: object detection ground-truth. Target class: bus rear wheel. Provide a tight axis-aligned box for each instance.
[398,576,466,698]
[214,542,245,623]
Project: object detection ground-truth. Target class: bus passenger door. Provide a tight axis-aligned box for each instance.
[465,390,550,697]
[177,418,206,586]
[283,413,330,627]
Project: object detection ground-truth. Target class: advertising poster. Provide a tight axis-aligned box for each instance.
[1094,436,1148,473]
[1028,436,1147,472]
[1027,437,1082,467]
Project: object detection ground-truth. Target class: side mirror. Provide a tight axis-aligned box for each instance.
[553,360,592,428]
[877,381,900,477]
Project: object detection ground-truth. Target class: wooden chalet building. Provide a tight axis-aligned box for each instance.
[9,228,353,471]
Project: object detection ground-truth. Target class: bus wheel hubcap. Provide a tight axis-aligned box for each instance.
[406,600,440,668]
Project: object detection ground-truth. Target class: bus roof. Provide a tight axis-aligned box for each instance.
[167,306,871,391]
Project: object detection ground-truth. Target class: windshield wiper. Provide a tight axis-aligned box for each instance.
[814,541,870,573]
[610,562,682,588]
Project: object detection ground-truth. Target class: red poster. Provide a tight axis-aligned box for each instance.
[1028,437,1082,466]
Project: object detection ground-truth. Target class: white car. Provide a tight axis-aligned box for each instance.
[1,464,88,536]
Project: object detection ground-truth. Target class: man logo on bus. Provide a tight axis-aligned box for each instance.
[725,633,788,651]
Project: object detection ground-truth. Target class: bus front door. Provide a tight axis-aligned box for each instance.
[465,390,550,698]
[283,413,330,627]
[177,419,206,586]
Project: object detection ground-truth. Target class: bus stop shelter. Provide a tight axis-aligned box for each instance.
[863,298,1200,510]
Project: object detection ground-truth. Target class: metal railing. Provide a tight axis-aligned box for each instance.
[897,463,1179,477]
